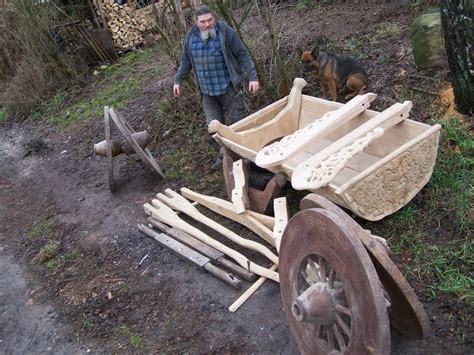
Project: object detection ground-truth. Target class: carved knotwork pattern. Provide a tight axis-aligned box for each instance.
[343,134,438,219]
[257,94,373,166]
[299,127,384,189]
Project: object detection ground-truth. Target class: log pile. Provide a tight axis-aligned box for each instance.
[93,0,158,49]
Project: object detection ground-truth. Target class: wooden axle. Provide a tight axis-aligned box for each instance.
[94,130,150,157]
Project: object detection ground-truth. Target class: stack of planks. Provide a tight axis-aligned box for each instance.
[93,0,157,49]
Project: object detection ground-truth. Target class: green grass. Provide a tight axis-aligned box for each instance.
[113,325,143,349]
[373,22,404,41]
[382,116,473,304]
[31,48,163,129]
[156,95,224,192]
[26,219,54,239]
[0,108,6,124]
[34,241,60,263]
[427,116,473,232]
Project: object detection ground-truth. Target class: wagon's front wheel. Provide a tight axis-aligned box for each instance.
[279,208,390,354]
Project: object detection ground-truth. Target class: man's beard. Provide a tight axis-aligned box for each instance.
[200,27,217,41]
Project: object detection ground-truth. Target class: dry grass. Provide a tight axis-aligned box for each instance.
[0,0,85,116]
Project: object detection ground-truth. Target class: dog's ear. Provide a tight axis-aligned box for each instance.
[311,46,319,59]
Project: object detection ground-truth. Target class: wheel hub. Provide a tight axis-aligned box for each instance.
[292,282,337,324]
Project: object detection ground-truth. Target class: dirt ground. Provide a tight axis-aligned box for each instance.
[0,2,471,354]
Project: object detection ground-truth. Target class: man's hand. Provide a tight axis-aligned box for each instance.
[249,81,259,95]
[173,84,181,97]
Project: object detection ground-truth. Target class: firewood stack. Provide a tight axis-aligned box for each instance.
[93,0,157,49]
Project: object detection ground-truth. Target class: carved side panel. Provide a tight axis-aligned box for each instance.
[342,133,439,221]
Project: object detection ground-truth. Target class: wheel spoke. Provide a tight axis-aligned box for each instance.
[318,256,327,281]
[333,286,345,298]
[335,304,351,316]
[300,269,314,286]
[333,324,347,351]
[336,314,352,337]
[306,257,321,282]
[328,268,336,288]
[326,325,335,351]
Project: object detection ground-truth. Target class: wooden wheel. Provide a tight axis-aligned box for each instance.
[280,208,390,354]
[104,106,115,192]
[300,194,430,339]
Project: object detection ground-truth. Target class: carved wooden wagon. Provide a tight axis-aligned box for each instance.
[209,78,441,354]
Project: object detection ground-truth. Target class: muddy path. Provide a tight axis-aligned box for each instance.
[0,120,466,354]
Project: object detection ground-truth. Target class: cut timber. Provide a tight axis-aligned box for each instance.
[180,188,275,246]
[143,200,279,282]
[208,78,307,151]
[222,147,287,214]
[231,160,249,214]
[147,218,256,282]
[155,189,279,264]
[273,197,288,252]
[292,127,385,190]
[255,93,377,168]
[108,107,164,178]
[229,264,278,312]
[138,224,243,289]
[292,101,413,190]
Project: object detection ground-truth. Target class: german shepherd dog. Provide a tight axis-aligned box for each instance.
[301,47,368,102]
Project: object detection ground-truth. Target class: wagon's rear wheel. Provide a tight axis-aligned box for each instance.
[300,194,430,339]
[280,208,390,354]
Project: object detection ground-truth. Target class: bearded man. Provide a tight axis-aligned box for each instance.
[173,5,259,168]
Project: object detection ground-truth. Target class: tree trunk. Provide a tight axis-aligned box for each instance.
[440,0,474,115]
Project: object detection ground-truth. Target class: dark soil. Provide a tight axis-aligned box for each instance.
[0,2,471,354]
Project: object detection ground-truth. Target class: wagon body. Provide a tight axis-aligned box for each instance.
[214,91,441,221]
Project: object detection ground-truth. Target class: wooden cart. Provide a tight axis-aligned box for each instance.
[209,78,440,354]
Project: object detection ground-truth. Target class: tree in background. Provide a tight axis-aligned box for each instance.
[440,0,474,115]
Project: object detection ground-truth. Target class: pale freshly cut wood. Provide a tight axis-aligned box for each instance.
[180,187,275,246]
[143,200,279,282]
[229,264,278,312]
[208,78,307,151]
[292,101,413,190]
[273,197,289,252]
[255,93,377,168]
[292,127,384,190]
[231,160,249,214]
[245,210,275,230]
[214,78,441,221]
[155,189,279,264]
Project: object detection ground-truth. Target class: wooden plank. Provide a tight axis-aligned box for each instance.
[336,124,441,195]
[138,224,243,289]
[231,160,249,214]
[155,189,279,264]
[180,187,276,246]
[209,78,306,151]
[273,197,288,252]
[147,218,256,282]
[229,264,278,312]
[143,200,280,282]
[292,101,412,190]
[255,93,376,168]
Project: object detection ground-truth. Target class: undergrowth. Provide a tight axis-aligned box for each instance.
[29,49,162,129]
[377,115,473,305]
[155,92,224,194]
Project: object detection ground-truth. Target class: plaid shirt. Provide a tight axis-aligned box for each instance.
[191,27,230,96]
